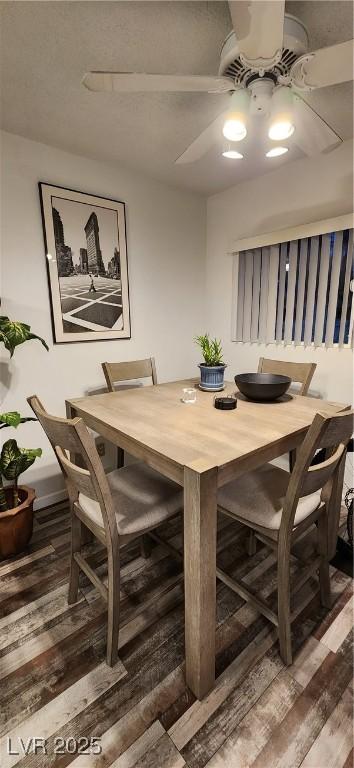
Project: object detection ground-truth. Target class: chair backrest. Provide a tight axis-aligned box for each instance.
[102,357,157,392]
[27,395,118,544]
[280,409,354,540]
[258,358,316,396]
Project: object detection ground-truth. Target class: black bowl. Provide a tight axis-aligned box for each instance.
[234,372,291,402]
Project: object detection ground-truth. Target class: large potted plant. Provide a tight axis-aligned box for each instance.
[0,316,48,557]
[195,333,226,392]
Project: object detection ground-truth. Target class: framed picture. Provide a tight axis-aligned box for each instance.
[39,183,131,343]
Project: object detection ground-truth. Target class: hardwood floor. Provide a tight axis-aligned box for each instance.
[0,500,352,768]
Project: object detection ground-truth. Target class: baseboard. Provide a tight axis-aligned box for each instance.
[34,488,68,511]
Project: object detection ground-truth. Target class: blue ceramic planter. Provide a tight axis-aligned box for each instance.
[198,363,226,392]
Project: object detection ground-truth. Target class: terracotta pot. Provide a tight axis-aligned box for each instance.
[0,486,35,558]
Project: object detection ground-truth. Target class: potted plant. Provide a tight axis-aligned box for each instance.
[0,316,48,557]
[195,333,226,392]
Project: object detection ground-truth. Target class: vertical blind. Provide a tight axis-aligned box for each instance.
[234,228,353,347]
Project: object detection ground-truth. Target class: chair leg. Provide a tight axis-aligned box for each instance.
[106,540,120,667]
[277,542,292,665]
[140,534,152,559]
[68,514,81,605]
[81,525,94,545]
[289,449,296,473]
[117,447,124,469]
[246,530,257,556]
[317,511,332,609]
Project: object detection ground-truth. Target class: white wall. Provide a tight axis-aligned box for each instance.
[1,131,206,506]
[2,131,353,507]
[206,140,354,406]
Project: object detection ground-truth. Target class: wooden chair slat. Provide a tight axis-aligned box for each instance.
[59,450,98,500]
[258,357,316,395]
[102,357,157,391]
[301,445,344,496]
[101,358,157,471]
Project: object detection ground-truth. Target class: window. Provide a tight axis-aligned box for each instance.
[232,218,353,348]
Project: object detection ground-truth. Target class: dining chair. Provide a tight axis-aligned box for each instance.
[258,357,317,475]
[102,358,157,469]
[258,358,316,396]
[217,408,353,665]
[28,395,183,667]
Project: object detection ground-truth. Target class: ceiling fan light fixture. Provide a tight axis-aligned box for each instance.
[223,119,247,141]
[266,146,289,157]
[222,145,244,159]
[222,89,250,142]
[268,86,295,141]
[268,121,295,140]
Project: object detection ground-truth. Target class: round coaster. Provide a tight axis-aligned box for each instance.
[198,383,225,392]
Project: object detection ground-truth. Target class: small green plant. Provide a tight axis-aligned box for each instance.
[195,334,224,366]
[0,316,48,512]
[0,440,42,511]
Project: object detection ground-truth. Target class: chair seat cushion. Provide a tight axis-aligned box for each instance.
[217,464,321,531]
[79,463,183,536]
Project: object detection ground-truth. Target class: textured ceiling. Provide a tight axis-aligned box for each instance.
[0,1,353,195]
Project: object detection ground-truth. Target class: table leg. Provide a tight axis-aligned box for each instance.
[184,465,217,699]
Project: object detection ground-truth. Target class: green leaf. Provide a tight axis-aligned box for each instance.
[1,439,20,473]
[19,447,42,461]
[0,412,21,428]
[0,412,37,430]
[0,439,42,481]
[0,316,49,357]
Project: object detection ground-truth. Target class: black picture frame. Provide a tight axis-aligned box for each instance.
[39,182,131,343]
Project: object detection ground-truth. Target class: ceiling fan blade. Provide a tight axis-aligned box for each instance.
[293,95,342,156]
[175,111,229,164]
[228,1,285,66]
[82,72,234,93]
[290,40,354,90]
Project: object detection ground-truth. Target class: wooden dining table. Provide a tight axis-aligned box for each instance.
[66,379,346,700]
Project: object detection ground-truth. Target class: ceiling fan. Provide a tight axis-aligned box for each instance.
[82,1,354,164]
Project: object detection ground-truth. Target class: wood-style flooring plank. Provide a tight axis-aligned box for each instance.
[0,615,108,736]
[300,684,353,768]
[0,597,106,681]
[0,660,127,768]
[288,635,330,688]
[204,670,302,768]
[179,647,284,768]
[0,546,54,577]
[69,669,185,768]
[0,554,71,614]
[250,632,353,768]
[0,503,352,768]
[122,733,185,768]
[343,749,354,768]
[34,501,69,524]
[313,577,353,640]
[17,629,186,768]
[101,722,165,768]
[168,626,277,752]
[0,584,84,656]
[0,583,183,736]
[320,594,354,653]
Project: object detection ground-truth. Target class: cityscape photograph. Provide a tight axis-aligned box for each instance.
[51,196,124,334]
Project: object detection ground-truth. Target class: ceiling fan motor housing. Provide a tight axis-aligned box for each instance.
[248,79,274,115]
[219,14,309,87]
